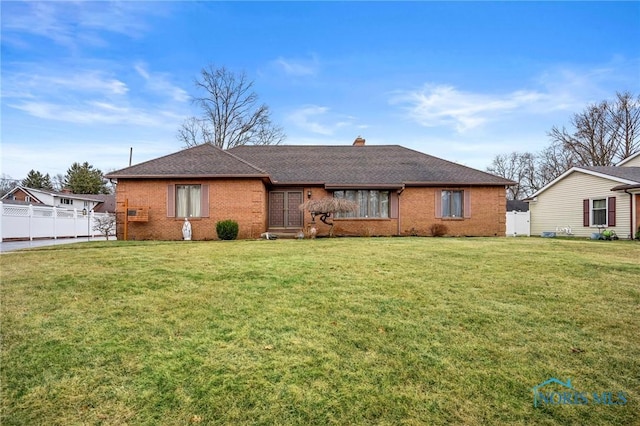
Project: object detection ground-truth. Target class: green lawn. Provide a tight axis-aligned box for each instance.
[1,238,638,425]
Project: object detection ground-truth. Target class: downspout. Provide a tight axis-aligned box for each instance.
[625,190,634,239]
[397,185,405,236]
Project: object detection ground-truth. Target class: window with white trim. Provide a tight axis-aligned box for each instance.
[334,190,390,218]
[591,198,607,226]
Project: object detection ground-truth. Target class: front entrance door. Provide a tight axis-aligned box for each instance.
[269,191,303,229]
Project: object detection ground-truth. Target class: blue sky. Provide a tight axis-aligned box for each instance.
[2,1,639,180]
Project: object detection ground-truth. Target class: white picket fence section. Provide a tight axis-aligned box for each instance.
[0,201,114,241]
[506,210,530,237]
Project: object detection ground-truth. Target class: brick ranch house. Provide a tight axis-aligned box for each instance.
[105,138,514,240]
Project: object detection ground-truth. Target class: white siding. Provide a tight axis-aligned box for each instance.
[620,155,640,167]
[529,171,630,238]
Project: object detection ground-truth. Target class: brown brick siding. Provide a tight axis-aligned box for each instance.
[115,181,506,240]
[399,186,506,237]
[114,178,266,240]
[301,186,506,237]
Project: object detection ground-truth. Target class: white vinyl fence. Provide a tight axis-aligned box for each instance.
[0,201,114,241]
[506,210,530,237]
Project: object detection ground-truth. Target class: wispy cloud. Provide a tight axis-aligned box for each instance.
[286,105,359,135]
[1,1,165,49]
[272,55,319,77]
[390,84,548,133]
[2,64,187,127]
[3,71,129,98]
[10,100,181,127]
[135,62,190,103]
[390,61,638,134]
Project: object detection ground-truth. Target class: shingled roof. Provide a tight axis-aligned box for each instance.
[580,166,640,183]
[107,143,514,187]
[229,145,513,186]
[106,144,268,179]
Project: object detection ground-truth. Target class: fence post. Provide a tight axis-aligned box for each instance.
[74,208,79,238]
[53,206,57,239]
[0,201,3,242]
[89,210,94,239]
[28,204,34,241]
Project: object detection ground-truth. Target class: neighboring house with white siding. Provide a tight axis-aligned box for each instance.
[527,152,640,239]
[1,186,114,213]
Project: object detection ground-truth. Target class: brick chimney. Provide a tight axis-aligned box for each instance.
[353,136,366,146]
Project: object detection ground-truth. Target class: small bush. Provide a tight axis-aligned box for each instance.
[429,223,448,237]
[216,220,239,240]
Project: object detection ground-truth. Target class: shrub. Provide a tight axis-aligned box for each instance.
[429,223,448,237]
[216,220,239,240]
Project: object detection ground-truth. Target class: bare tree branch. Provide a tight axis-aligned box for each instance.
[178,65,286,149]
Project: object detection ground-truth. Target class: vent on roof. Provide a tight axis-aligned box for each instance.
[353,136,366,146]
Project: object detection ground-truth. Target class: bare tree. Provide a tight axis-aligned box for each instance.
[547,92,640,167]
[92,214,116,240]
[609,91,640,161]
[52,173,66,192]
[535,141,579,187]
[178,65,286,149]
[548,101,618,166]
[0,174,18,198]
[486,152,538,199]
[488,92,639,196]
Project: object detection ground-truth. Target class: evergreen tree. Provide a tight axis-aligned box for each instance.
[64,162,110,194]
[21,170,54,190]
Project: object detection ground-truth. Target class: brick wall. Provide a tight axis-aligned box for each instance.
[301,186,506,237]
[115,181,506,240]
[114,178,266,240]
[399,186,506,237]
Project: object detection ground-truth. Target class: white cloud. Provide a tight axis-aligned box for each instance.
[2,63,189,128]
[9,100,176,127]
[1,69,129,99]
[286,105,360,135]
[1,1,164,49]
[272,55,319,77]
[135,62,190,103]
[390,60,640,134]
[389,84,549,133]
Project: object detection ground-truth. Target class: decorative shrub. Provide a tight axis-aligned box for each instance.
[216,220,239,240]
[429,223,448,237]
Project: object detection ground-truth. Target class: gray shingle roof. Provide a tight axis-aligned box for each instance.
[580,166,640,183]
[107,143,514,187]
[230,145,514,186]
[105,144,268,178]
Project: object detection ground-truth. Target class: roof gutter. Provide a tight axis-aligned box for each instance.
[401,181,515,187]
[324,183,405,190]
[104,173,271,180]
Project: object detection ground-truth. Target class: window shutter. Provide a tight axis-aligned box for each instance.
[582,199,589,227]
[200,184,210,218]
[390,191,399,219]
[435,190,442,219]
[167,184,175,218]
[608,197,616,227]
[463,190,471,218]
